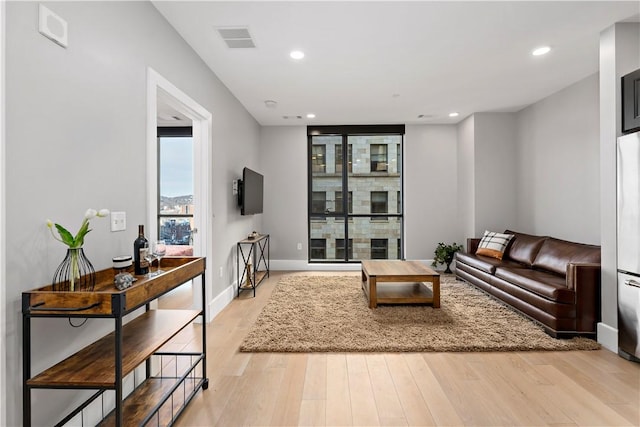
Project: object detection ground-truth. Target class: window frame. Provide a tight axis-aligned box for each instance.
[307,125,404,263]
[157,127,194,245]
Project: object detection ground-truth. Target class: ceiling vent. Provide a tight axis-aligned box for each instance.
[216,26,255,49]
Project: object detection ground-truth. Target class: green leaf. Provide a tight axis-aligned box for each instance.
[73,221,91,247]
[54,224,75,246]
[74,228,92,247]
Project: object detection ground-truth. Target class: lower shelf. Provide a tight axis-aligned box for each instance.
[238,270,268,291]
[98,353,205,427]
[375,282,435,304]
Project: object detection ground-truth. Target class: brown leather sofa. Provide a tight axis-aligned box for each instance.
[455,230,601,337]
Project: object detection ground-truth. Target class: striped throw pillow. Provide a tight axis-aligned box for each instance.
[476,230,514,260]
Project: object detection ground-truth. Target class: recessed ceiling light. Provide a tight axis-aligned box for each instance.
[532,46,551,56]
[264,100,277,109]
[290,50,305,60]
[306,113,316,119]
[449,112,459,118]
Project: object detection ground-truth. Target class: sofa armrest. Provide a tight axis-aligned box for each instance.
[467,238,481,254]
[567,262,601,333]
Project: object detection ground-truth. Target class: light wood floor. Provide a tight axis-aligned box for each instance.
[162,271,640,427]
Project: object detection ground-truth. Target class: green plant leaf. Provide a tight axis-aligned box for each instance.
[55,224,75,246]
[73,221,91,247]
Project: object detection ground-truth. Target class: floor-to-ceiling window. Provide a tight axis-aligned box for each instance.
[308,125,404,262]
[157,127,194,248]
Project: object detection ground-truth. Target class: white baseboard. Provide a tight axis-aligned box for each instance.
[271,260,361,271]
[271,259,433,271]
[208,282,236,321]
[597,322,618,353]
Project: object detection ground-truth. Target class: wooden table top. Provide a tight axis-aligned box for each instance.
[361,260,438,277]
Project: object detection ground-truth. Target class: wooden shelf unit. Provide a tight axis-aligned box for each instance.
[237,234,270,297]
[22,256,208,427]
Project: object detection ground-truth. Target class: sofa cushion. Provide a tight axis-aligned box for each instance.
[503,230,547,267]
[456,252,523,275]
[494,267,575,304]
[532,238,601,276]
[475,230,514,260]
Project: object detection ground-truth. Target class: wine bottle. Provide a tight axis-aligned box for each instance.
[134,224,149,275]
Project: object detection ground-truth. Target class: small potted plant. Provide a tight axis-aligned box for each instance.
[431,242,464,274]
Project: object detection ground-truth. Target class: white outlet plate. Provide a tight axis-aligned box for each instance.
[111,211,126,232]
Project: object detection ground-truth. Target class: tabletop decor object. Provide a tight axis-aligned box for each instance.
[46,208,109,291]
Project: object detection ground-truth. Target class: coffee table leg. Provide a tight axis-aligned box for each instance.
[433,276,440,308]
[370,276,377,308]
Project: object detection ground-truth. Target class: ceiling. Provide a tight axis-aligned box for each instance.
[152,1,640,126]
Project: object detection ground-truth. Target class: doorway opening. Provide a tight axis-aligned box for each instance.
[147,68,212,318]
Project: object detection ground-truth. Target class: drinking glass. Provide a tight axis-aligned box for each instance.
[153,240,167,275]
[144,243,157,278]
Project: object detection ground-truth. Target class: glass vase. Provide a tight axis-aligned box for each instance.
[52,247,96,292]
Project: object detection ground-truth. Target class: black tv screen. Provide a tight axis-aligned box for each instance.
[239,167,264,215]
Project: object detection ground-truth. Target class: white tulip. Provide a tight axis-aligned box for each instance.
[84,208,97,219]
[97,209,110,218]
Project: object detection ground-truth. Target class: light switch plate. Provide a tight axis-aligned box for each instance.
[38,5,68,48]
[111,211,126,232]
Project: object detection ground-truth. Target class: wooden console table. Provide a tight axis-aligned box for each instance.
[237,234,270,297]
[22,257,208,427]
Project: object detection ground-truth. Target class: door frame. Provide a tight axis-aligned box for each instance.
[0,1,6,424]
[146,68,213,320]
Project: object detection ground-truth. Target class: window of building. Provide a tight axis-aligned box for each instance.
[397,238,402,260]
[336,144,352,174]
[371,239,388,259]
[397,190,401,214]
[335,191,353,214]
[371,144,388,172]
[312,145,326,173]
[311,239,326,260]
[371,191,388,221]
[311,191,326,214]
[335,238,353,260]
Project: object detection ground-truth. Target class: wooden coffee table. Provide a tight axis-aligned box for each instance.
[361,260,440,308]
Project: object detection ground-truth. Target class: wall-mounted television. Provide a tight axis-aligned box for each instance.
[238,167,264,215]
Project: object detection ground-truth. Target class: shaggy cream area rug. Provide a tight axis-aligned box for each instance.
[240,275,601,353]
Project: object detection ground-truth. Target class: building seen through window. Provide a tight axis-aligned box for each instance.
[158,128,194,249]
[308,126,403,262]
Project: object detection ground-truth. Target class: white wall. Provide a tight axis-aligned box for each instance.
[5,2,259,425]
[0,1,5,425]
[515,73,601,244]
[473,113,518,234]
[598,23,640,351]
[260,125,460,265]
[404,125,459,259]
[456,115,475,245]
[260,126,308,262]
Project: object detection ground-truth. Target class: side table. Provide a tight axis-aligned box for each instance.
[237,234,270,297]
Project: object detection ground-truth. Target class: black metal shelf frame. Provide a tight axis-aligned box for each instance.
[237,234,270,297]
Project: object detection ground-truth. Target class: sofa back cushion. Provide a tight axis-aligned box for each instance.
[503,230,547,267]
[532,238,601,277]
